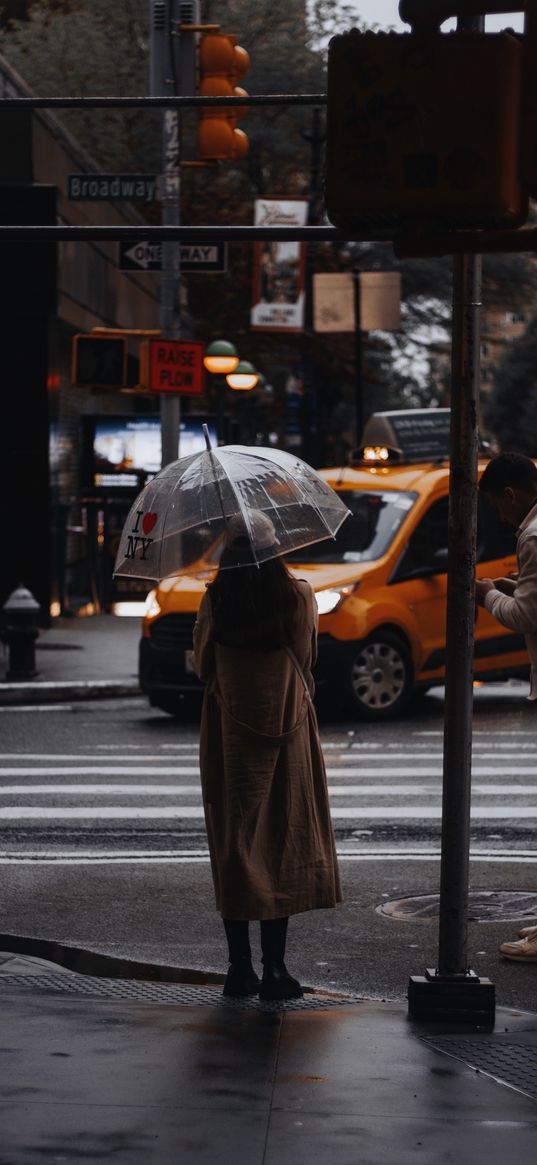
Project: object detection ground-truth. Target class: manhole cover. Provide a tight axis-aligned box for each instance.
[0,973,357,1013]
[378,890,537,922]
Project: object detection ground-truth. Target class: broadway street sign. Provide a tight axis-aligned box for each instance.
[68,174,157,202]
[119,239,228,273]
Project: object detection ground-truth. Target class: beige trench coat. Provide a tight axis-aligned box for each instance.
[192,579,342,920]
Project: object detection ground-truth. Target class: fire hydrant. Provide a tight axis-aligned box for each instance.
[1,584,41,680]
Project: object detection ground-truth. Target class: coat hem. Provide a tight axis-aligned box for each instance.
[215,893,343,921]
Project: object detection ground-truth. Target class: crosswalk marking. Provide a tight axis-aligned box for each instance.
[0,783,535,797]
[0,766,200,777]
[1,736,536,845]
[1,850,537,865]
[2,764,536,779]
[2,805,537,820]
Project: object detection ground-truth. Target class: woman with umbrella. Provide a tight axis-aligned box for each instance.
[192,509,342,1000]
[114,434,348,999]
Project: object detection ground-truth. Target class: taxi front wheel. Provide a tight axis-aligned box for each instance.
[348,631,414,720]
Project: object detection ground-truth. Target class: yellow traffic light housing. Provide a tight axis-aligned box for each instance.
[325,29,527,232]
[197,32,250,161]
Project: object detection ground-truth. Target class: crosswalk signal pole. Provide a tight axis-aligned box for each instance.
[403,0,495,1025]
[150,1,199,468]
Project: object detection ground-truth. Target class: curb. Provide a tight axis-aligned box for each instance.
[0,680,141,705]
[0,933,224,985]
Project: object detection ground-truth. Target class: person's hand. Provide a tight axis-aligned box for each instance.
[493,576,517,597]
[475,578,496,606]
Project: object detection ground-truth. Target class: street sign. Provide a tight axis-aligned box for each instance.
[142,339,205,395]
[118,239,228,273]
[68,174,157,202]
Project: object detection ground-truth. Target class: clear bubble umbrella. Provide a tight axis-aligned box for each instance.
[113,426,350,581]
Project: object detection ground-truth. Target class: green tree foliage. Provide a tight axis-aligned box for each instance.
[485,314,537,455]
[0,0,156,170]
[3,0,537,451]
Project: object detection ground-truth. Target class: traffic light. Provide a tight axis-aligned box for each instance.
[72,335,128,388]
[325,30,528,232]
[197,32,250,161]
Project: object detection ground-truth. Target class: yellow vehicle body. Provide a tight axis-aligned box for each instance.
[140,458,528,719]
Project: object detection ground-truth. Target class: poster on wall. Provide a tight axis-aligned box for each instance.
[250,199,308,332]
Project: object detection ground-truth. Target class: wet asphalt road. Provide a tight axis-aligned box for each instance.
[0,683,536,1010]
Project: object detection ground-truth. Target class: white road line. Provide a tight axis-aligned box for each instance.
[0,766,199,777]
[0,755,200,763]
[324,767,537,777]
[0,751,530,763]
[327,785,537,796]
[415,730,536,736]
[0,785,201,795]
[96,743,199,751]
[355,742,537,751]
[2,805,537,819]
[331,806,537,819]
[0,750,526,768]
[0,806,206,818]
[3,764,537,779]
[0,850,536,865]
[0,783,536,797]
[326,754,533,763]
[0,705,73,713]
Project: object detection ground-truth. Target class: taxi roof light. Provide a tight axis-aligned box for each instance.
[351,444,402,466]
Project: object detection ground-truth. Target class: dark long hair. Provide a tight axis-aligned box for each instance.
[208,550,304,651]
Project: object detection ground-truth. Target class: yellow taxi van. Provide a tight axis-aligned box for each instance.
[139,409,528,720]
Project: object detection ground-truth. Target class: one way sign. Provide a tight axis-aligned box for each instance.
[119,239,227,273]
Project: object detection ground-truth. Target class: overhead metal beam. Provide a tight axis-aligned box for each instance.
[0,94,326,110]
[0,225,383,242]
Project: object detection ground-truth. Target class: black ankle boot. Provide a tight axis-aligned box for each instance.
[222,919,260,997]
[259,917,303,1001]
[223,957,260,997]
[259,959,303,1001]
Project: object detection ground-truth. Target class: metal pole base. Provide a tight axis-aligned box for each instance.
[408,970,495,1026]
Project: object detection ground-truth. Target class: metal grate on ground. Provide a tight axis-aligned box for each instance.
[422,1036,537,1102]
[0,972,358,1012]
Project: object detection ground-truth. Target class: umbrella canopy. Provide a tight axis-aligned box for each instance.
[113,434,350,581]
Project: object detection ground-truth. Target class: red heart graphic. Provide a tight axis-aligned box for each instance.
[142,512,158,535]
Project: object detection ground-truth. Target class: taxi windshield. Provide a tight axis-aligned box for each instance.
[285,489,417,564]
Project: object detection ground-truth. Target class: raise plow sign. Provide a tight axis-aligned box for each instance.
[141,339,205,396]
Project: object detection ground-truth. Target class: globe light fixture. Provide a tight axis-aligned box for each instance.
[203,339,239,375]
[226,360,259,391]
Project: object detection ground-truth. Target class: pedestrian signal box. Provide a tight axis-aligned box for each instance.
[72,335,128,388]
[325,30,527,232]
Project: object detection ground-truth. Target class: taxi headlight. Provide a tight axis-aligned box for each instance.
[144,589,161,618]
[315,584,357,615]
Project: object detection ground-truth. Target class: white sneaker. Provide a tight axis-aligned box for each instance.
[518,925,537,939]
[499,934,537,962]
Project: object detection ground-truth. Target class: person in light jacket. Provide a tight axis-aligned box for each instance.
[476,452,537,963]
[192,511,342,1000]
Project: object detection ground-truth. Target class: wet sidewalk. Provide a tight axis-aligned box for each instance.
[1,949,537,1164]
[0,614,141,703]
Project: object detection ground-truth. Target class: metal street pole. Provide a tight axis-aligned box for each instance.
[438,5,484,978]
[302,106,324,464]
[353,267,363,447]
[150,0,199,468]
[407,2,494,1023]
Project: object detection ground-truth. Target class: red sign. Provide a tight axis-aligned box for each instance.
[148,339,205,395]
